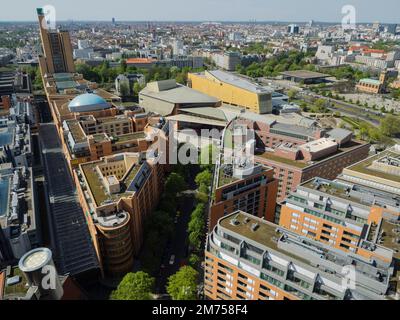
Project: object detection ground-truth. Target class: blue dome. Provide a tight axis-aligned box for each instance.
[68,93,110,112]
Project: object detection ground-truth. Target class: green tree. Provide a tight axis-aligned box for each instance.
[380,115,400,137]
[189,254,200,267]
[119,82,130,97]
[167,266,199,300]
[195,170,212,187]
[110,272,155,300]
[287,89,298,101]
[165,172,186,196]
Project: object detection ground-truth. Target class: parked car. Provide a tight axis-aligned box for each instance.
[169,255,176,265]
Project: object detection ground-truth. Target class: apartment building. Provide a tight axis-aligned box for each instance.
[210,163,278,231]
[205,211,398,300]
[75,152,164,277]
[188,70,273,114]
[280,177,400,263]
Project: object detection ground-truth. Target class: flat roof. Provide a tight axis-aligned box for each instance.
[256,140,365,169]
[280,70,330,79]
[81,156,141,207]
[345,147,400,184]
[167,114,227,127]
[140,83,219,105]
[206,70,272,94]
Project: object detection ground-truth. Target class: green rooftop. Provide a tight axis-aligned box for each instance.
[3,268,29,298]
[81,159,141,207]
[346,149,400,184]
[113,132,146,143]
[256,152,308,168]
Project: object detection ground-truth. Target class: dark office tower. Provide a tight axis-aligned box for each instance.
[0,227,13,267]
[37,8,75,74]
[386,24,397,35]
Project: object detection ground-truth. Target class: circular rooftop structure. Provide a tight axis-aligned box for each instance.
[68,93,110,113]
[19,247,53,272]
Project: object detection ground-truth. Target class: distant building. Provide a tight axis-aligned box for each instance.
[280,70,331,84]
[126,58,157,70]
[212,52,241,71]
[356,71,388,94]
[385,24,397,34]
[115,74,145,96]
[172,39,184,56]
[287,24,300,34]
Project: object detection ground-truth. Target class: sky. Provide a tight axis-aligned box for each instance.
[1,0,399,23]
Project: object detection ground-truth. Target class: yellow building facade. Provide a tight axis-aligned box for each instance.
[188,70,272,114]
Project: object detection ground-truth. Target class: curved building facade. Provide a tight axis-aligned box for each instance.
[96,211,134,276]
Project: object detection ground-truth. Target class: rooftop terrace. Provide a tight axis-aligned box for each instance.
[81,158,142,207]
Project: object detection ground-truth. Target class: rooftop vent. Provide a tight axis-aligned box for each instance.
[230,218,240,226]
[251,223,259,232]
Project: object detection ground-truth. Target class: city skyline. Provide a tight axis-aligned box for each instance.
[1,0,400,23]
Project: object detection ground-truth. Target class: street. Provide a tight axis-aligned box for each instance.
[155,166,199,294]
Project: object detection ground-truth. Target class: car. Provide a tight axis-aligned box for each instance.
[169,255,176,265]
[174,217,179,224]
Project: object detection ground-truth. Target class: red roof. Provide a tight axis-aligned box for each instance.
[126,58,156,64]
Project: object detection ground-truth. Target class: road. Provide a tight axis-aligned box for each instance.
[155,166,199,294]
[299,91,381,126]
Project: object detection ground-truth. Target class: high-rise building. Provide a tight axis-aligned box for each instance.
[287,24,300,34]
[205,210,398,300]
[385,24,397,35]
[37,7,75,74]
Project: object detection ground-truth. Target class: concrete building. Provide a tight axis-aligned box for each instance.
[205,210,398,300]
[280,70,331,84]
[75,152,164,277]
[139,79,220,117]
[188,70,273,114]
[211,52,241,71]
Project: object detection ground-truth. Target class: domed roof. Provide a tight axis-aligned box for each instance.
[68,93,110,113]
